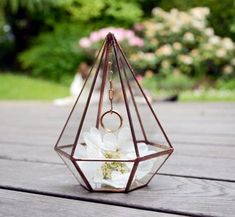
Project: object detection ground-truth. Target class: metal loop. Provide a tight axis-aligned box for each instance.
[100,110,123,132]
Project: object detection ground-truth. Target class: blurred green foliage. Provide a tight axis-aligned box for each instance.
[64,0,143,24]
[0,0,235,88]
[18,23,90,84]
[216,79,235,90]
[142,73,195,92]
[0,0,143,81]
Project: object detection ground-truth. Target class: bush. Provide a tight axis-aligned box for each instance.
[159,0,235,41]
[130,7,235,81]
[142,72,195,92]
[216,79,235,90]
[18,24,91,84]
[14,0,144,82]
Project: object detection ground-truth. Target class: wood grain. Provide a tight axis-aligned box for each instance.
[1,142,235,181]
[0,189,180,217]
[0,159,234,217]
[0,102,234,217]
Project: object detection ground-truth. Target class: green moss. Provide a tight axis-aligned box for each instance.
[101,162,128,179]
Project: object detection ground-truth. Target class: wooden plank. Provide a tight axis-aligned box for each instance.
[0,101,235,181]
[0,101,234,114]
[1,101,235,145]
[0,189,178,217]
[1,131,235,148]
[1,103,235,137]
[1,122,235,138]
[0,159,234,217]
[1,140,235,181]
[1,140,235,161]
[0,102,235,216]
[2,112,235,134]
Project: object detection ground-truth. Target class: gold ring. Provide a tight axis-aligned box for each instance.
[100,110,123,132]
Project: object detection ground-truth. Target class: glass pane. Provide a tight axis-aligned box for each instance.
[115,44,172,148]
[55,41,107,152]
[56,145,73,156]
[75,160,134,191]
[130,153,169,190]
[57,152,88,190]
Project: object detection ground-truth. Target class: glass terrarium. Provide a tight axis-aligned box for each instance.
[54,33,174,192]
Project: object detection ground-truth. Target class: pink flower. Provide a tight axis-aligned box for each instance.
[133,23,144,31]
[115,29,125,41]
[129,37,144,47]
[79,27,144,49]
[79,37,91,48]
[90,32,101,42]
[125,30,134,39]
[136,75,143,83]
[99,28,110,38]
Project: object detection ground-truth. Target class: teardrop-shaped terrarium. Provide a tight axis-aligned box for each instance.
[54,33,174,192]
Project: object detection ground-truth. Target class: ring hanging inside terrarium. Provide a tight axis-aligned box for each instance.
[54,33,174,192]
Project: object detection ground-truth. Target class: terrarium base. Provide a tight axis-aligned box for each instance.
[55,142,173,193]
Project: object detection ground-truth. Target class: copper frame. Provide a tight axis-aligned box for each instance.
[54,33,174,193]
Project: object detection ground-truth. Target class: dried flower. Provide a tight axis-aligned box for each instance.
[183,32,195,42]
[216,48,227,58]
[173,42,182,50]
[222,65,233,74]
[156,44,173,56]
[74,127,156,188]
[179,55,193,65]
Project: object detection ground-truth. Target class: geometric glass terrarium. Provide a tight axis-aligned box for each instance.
[54,33,174,192]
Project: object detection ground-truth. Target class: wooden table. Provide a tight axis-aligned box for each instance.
[0,102,234,217]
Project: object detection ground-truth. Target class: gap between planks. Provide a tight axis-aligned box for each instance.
[0,188,182,217]
[0,156,235,184]
[0,159,235,217]
[0,186,216,217]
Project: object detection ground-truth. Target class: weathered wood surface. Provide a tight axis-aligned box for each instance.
[0,189,179,217]
[0,102,235,217]
[0,159,235,217]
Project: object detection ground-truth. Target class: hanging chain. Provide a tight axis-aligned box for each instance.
[108,52,114,112]
[100,45,123,132]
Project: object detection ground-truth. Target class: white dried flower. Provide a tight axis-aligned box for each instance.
[191,20,205,30]
[172,68,181,76]
[231,58,235,66]
[203,43,214,51]
[152,7,165,17]
[190,7,210,19]
[216,48,227,58]
[161,60,171,68]
[144,52,155,61]
[179,55,193,65]
[171,25,181,33]
[223,65,233,74]
[155,23,164,30]
[205,28,214,37]
[74,127,156,188]
[170,8,179,16]
[179,12,192,24]
[173,42,182,50]
[191,49,199,58]
[183,32,195,42]
[156,44,173,56]
[222,38,234,50]
[209,36,221,45]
